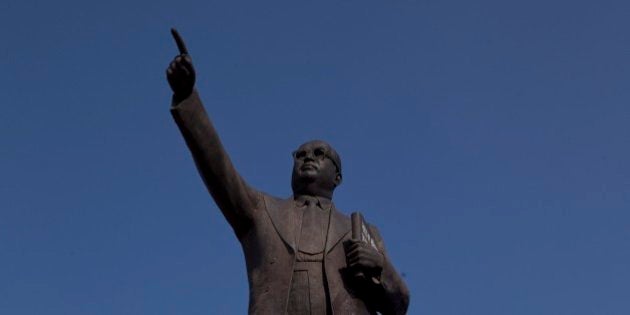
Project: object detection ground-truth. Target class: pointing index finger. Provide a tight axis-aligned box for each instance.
[170,28,189,55]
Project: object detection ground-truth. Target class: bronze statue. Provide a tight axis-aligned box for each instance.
[166,28,409,315]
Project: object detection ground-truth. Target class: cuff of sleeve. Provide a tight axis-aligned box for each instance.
[170,89,198,110]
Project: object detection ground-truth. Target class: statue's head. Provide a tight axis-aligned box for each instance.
[291,140,342,199]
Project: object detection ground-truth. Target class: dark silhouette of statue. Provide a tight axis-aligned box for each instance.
[166,29,409,314]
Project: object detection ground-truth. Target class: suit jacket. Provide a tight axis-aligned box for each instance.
[171,91,410,314]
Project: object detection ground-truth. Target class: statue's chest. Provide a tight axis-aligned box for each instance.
[297,206,330,255]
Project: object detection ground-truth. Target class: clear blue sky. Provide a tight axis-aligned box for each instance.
[2,0,629,314]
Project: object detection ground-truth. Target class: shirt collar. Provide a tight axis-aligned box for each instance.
[294,195,332,211]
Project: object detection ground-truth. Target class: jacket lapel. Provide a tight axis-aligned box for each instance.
[263,196,302,253]
[325,205,351,254]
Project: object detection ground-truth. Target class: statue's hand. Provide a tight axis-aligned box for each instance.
[166,28,196,101]
[346,239,384,280]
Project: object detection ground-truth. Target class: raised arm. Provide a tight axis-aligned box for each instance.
[166,28,259,237]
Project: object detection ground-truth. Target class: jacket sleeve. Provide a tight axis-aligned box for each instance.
[170,90,260,238]
[369,226,410,315]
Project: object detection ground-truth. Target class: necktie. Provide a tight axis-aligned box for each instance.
[298,198,327,254]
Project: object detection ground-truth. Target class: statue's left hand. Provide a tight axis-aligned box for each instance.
[346,239,384,280]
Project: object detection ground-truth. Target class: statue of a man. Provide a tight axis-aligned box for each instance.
[166,29,409,315]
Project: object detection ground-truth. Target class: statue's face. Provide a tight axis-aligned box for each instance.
[291,140,341,194]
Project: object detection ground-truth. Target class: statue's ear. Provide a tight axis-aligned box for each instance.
[334,173,343,187]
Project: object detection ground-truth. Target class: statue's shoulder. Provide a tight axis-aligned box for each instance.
[331,204,350,219]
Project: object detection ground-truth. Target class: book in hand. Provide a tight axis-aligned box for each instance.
[351,212,379,252]
[350,212,382,285]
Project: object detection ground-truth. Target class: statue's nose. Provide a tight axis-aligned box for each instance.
[299,150,316,161]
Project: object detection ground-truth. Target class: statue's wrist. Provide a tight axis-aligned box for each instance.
[172,88,194,104]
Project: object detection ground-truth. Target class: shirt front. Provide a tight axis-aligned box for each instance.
[294,195,332,256]
[287,195,333,315]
